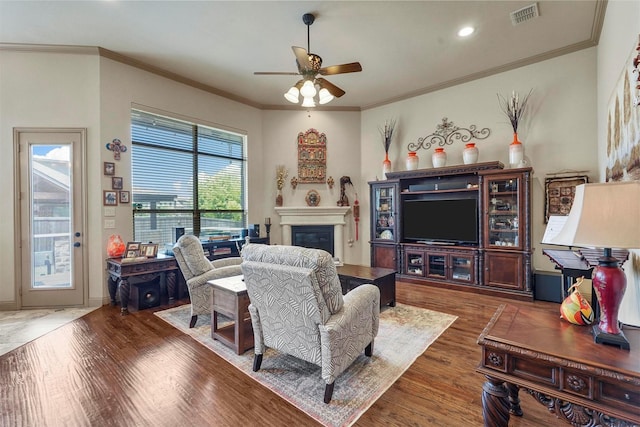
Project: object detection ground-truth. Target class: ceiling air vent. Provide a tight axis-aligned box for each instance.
[510,3,539,25]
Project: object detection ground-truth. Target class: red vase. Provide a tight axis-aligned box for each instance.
[592,264,627,335]
[382,152,392,178]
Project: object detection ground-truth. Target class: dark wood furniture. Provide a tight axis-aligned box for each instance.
[208,275,253,355]
[477,304,640,427]
[370,161,533,300]
[543,248,630,312]
[107,254,179,314]
[201,237,268,260]
[336,264,396,308]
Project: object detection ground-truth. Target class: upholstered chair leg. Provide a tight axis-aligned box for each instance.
[324,382,335,404]
[253,354,263,372]
[365,341,373,357]
[189,315,198,328]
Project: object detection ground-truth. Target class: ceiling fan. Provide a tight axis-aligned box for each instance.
[254,13,362,106]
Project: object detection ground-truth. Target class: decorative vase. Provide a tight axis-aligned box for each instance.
[432,148,447,168]
[275,189,283,207]
[382,152,392,179]
[406,151,419,170]
[509,133,524,167]
[463,143,479,164]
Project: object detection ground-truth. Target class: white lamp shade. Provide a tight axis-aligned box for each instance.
[299,80,317,98]
[550,181,640,249]
[301,96,316,108]
[284,86,299,103]
[318,88,334,105]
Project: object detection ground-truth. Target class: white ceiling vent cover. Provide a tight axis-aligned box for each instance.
[510,3,539,25]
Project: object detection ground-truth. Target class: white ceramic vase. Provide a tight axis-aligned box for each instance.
[432,148,447,168]
[406,151,419,170]
[463,143,479,164]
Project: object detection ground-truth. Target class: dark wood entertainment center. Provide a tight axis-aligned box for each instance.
[369,161,533,300]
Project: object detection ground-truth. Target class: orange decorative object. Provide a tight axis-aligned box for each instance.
[107,234,126,258]
[560,278,594,326]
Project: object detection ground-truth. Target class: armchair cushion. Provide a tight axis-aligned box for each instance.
[241,244,344,320]
[177,235,213,277]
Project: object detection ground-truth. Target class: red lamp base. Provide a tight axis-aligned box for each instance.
[591,249,630,350]
[592,324,630,350]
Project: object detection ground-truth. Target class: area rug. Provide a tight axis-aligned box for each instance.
[155,303,456,427]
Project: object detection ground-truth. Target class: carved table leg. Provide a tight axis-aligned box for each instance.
[166,271,176,304]
[119,278,130,315]
[107,274,118,306]
[482,375,510,427]
[506,382,523,417]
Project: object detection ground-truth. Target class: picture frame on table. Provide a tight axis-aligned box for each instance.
[104,162,115,176]
[103,190,118,206]
[140,243,158,258]
[125,242,141,258]
[119,190,130,204]
[112,176,123,190]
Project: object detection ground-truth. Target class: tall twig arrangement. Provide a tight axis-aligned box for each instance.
[378,119,397,153]
[497,89,533,133]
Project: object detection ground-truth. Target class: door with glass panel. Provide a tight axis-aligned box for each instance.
[16,128,86,307]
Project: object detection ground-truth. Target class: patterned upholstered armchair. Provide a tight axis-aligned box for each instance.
[173,235,242,328]
[241,244,380,403]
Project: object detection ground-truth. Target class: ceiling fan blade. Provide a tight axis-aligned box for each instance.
[254,71,301,75]
[292,46,312,70]
[319,62,362,76]
[316,77,345,98]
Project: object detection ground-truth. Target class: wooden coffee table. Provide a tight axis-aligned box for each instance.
[336,264,396,308]
[208,275,253,355]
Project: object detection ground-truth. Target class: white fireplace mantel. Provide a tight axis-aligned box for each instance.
[275,206,351,262]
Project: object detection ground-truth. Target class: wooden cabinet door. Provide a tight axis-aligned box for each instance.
[371,244,397,270]
[484,251,523,290]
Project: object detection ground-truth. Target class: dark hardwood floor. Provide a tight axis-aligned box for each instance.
[0,281,568,426]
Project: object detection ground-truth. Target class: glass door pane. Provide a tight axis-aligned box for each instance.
[30,144,72,289]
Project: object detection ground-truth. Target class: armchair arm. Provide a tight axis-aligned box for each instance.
[187,264,243,291]
[318,284,380,383]
[211,256,242,269]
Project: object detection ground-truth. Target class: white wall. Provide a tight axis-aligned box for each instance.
[0,50,100,306]
[596,0,640,326]
[360,48,599,271]
[261,110,362,264]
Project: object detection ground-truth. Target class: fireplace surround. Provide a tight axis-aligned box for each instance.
[274,207,351,263]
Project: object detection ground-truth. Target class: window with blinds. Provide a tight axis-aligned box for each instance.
[131,109,246,244]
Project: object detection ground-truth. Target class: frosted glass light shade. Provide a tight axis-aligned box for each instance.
[284,86,299,103]
[300,80,317,98]
[301,96,316,108]
[318,88,334,105]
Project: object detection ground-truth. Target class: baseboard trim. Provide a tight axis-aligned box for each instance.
[0,301,18,311]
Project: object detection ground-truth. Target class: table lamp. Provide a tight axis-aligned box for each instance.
[550,181,640,350]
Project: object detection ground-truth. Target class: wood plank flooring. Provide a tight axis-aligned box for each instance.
[0,281,569,426]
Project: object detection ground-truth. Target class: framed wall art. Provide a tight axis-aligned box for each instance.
[103,190,118,206]
[544,175,588,223]
[297,128,327,183]
[112,176,123,190]
[119,191,130,204]
[104,162,115,176]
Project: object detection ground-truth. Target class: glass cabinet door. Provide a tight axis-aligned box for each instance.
[486,176,521,249]
[374,184,396,241]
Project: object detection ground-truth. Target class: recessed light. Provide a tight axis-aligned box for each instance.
[458,26,475,37]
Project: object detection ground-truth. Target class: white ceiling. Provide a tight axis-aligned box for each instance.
[0,1,604,110]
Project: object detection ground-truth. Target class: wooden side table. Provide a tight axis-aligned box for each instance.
[336,264,396,308]
[208,275,254,355]
[477,304,640,426]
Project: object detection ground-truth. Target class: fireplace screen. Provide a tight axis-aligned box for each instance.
[291,225,334,256]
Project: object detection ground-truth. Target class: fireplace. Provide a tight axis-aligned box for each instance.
[275,206,351,263]
[292,225,334,256]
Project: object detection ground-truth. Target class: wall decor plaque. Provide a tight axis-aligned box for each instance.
[544,175,588,223]
[297,128,327,183]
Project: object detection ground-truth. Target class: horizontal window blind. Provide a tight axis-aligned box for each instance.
[131,109,246,243]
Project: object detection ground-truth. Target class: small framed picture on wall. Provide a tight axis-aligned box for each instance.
[103,190,118,206]
[119,191,130,204]
[104,162,115,176]
[112,177,123,190]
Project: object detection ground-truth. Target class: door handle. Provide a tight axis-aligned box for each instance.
[74,242,81,248]
[75,232,81,237]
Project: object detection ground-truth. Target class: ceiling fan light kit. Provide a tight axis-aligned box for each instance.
[257,13,362,107]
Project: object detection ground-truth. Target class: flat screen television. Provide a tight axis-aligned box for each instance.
[402,198,478,245]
